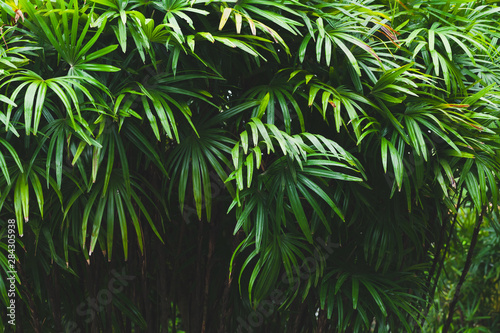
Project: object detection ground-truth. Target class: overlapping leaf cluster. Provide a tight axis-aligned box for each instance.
[0,0,499,331]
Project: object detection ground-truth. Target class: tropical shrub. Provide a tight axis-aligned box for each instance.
[0,0,499,332]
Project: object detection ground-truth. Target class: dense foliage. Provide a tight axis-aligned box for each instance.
[0,0,499,332]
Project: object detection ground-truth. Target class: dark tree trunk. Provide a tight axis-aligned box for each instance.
[317,308,328,333]
[17,261,41,333]
[159,241,169,332]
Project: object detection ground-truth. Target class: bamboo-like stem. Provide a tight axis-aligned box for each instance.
[442,206,486,333]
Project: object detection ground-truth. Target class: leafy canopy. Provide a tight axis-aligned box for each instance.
[0,0,499,332]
